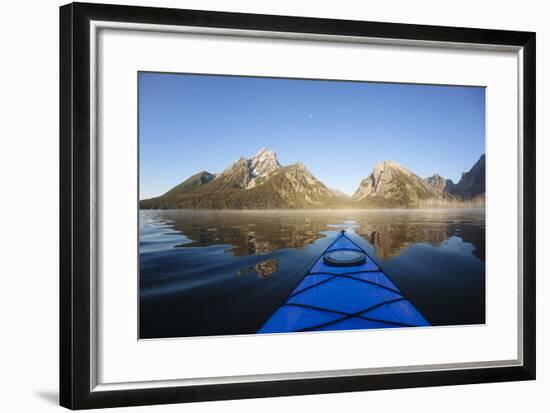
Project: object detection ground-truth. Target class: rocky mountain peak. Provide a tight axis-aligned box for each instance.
[352,160,445,206]
[425,173,451,193]
[248,148,280,178]
[141,147,339,209]
[213,149,281,189]
[224,156,247,170]
[371,161,414,182]
[163,170,215,196]
[354,160,408,201]
[447,154,485,199]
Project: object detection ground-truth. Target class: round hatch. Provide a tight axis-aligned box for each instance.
[323,250,366,267]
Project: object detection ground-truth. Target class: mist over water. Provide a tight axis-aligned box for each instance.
[139,209,485,339]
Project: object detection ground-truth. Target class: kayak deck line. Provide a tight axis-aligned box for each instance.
[258,230,430,333]
[289,272,404,298]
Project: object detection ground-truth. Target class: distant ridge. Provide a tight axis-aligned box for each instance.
[140,148,343,209]
[446,154,485,199]
[140,150,485,209]
[329,187,350,199]
[163,171,215,196]
[352,161,452,208]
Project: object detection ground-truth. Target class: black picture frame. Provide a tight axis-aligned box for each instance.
[60,2,536,410]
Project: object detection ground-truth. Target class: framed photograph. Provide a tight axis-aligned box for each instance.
[60,2,536,409]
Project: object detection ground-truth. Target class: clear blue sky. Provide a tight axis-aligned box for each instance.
[139,72,485,198]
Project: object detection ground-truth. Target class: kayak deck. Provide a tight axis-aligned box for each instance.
[258,231,430,333]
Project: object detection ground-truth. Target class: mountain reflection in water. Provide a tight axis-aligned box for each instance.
[163,209,485,261]
[238,258,279,278]
[139,208,485,339]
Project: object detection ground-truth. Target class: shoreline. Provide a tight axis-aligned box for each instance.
[139,207,485,213]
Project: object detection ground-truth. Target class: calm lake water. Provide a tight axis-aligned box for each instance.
[139,208,485,339]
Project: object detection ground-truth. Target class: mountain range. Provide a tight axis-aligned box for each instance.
[140,148,485,209]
